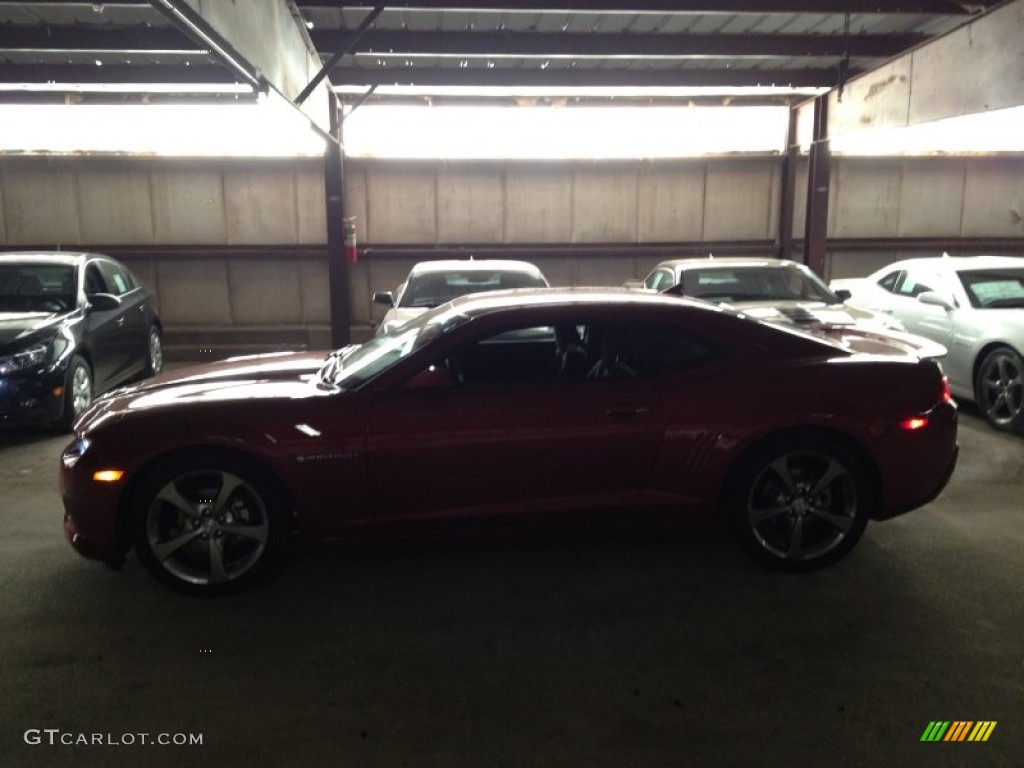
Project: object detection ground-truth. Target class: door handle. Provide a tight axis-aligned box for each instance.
[605,405,650,419]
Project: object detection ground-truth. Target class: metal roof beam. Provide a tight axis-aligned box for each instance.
[312,29,925,59]
[0,62,238,84]
[330,66,847,88]
[0,25,200,53]
[296,1,990,14]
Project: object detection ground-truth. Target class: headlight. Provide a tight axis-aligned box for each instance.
[61,437,91,468]
[0,343,49,375]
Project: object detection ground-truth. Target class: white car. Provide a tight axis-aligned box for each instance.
[831,255,1024,433]
[373,259,549,335]
[632,257,906,332]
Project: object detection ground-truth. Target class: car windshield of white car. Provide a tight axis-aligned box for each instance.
[399,271,546,308]
[327,306,471,389]
[683,266,838,304]
[0,263,76,313]
[958,269,1024,309]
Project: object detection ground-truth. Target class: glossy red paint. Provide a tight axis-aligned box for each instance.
[59,289,958,588]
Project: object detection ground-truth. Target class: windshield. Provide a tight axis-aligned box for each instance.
[320,304,471,389]
[0,263,77,313]
[680,265,838,304]
[958,268,1024,309]
[398,269,547,309]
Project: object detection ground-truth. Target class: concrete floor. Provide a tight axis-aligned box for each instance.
[0,406,1021,768]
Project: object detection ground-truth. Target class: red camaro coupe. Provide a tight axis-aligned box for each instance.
[61,289,958,594]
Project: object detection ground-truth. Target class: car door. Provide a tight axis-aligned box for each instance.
[894,267,955,348]
[95,258,149,382]
[81,261,124,390]
[364,315,665,523]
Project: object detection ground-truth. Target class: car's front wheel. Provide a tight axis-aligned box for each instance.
[130,455,288,595]
[975,346,1024,433]
[728,437,870,571]
[56,355,93,432]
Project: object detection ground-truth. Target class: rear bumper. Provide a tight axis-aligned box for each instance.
[871,399,960,521]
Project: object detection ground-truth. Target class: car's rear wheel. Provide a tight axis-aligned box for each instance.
[131,455,288,595]
[728,437,870,571]
[56,355,92,432]
[975,346,1024,433]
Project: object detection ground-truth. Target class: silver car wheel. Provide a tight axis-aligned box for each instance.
[744,449,860,565]
[977,347,1024,432]
[143,470,270,587]
[148,327,163,375]
[71,361,92,416]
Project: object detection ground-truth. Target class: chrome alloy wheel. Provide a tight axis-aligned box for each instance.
[144,470,270,587]
[70,362,92,416]
[745,450,859,564]
[148,327,164,376]
[977,347,1024,432]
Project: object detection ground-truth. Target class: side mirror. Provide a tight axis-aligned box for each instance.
[373,291,395,307]
[404,364,455,392]
[833,288,852,301]
[917,291,955,311]
[87,292,122,312]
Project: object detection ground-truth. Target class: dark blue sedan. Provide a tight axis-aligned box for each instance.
[0,251,162,430]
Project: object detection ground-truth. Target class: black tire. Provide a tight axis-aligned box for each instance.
[130,454,288,595]
[974,346,1024,434]
[727,436,870,572]
[57,355,93,432]
[145,325,164,377]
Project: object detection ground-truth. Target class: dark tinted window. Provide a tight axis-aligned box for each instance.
[96,260,135,296]
[876,270,902,293]
[0,262,76,312]
[958,268,1024,309]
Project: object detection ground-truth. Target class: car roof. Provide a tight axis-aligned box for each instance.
[409,259,545,276]
[445,286,732,318]
[882,255,1024,272]
[0,251,97,266]
[654,257,805,271]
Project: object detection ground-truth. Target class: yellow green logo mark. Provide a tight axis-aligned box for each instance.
[921,721,997,742]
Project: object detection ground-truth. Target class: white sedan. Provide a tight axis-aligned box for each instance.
[832,255,1024,433]
[372,259,549,335]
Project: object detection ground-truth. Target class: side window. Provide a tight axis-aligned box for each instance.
[96,260,134,296]
[645,269,674,291]
[452,324,558,386]
[876,270,901,293]
[84,264,109,295]
[895,270,937,298]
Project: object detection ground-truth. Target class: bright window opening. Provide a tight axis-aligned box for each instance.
[342,105,789,159]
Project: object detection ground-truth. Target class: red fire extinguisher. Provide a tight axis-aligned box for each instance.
[344,218,357,264]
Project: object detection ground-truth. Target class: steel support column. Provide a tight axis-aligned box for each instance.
[778,105,799,261]
[802,95,831,277]
[325,93,350,347]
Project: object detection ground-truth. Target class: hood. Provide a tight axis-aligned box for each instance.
[78,351,332,430]
[0,310,67,349]
[737,300,899,330]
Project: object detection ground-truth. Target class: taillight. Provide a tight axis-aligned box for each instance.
[940,376,952,403]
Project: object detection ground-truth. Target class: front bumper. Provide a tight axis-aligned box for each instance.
[0,370,65,428]
[60,438,128,567]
